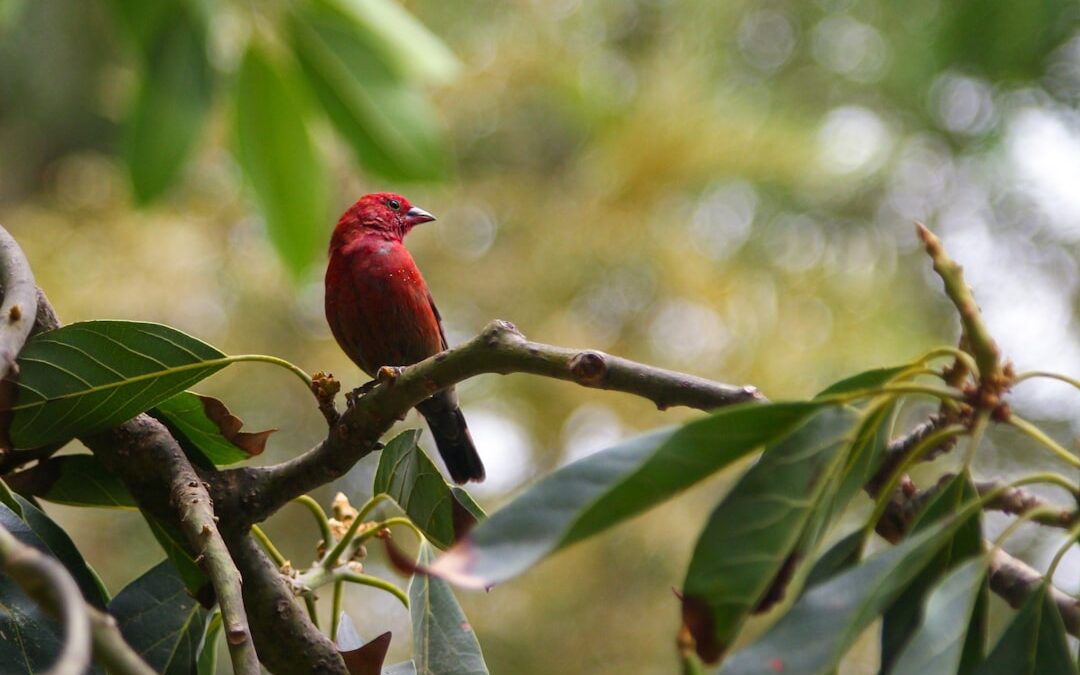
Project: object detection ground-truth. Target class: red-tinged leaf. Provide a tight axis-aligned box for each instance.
[340,631,392,675]
[152,391,275,466]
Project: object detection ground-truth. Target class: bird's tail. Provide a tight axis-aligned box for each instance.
[417,389,485,484]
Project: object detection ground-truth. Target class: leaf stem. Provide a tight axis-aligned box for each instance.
[961,410,990,468]
[1045,520,1080,580]
[292,495,333,549]
[1012,371,1080,391]
[322,512,368,569]
[356,516,424,545]
[355,493,394,524]
[330,581,344,642]
[337,570,409,608]
[915,346,979,377]
[303,594,320,630]
[250,525,286,567]
[1008,415,1080,469]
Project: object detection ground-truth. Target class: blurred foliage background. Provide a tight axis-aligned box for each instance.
[2,0,1080,671]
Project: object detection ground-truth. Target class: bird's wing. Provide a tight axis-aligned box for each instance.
[427,290,449,351]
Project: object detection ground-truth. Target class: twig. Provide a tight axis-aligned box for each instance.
[916,223,1002,385]
[975,479,1079,529]
[214,320,762,525]
[86,607,156,675]
[0,523,91,675]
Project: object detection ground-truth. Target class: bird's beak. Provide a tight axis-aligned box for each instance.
[406,206,436,226]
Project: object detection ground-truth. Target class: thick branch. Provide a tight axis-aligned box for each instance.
[0,522,91,675]
[213,320,762,525]
[83,417,259,674]
[226,531,347,675]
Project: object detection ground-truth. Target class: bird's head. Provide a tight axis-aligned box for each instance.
[330,192,436,251]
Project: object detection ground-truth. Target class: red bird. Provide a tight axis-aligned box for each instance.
[325,193,484,483]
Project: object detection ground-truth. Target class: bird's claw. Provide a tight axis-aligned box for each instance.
[377,366,401,383]
[345,379,379,407]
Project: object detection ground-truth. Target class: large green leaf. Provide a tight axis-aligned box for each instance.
[5,494,108,606]
[681,407,859,662]
[312,0,461,85]
[891,556,989,675]
[718,511,976,675]
[373,430,482,550]
[798,529,866,594]
[124,3,213,203]
[110,560,213,675]
[152,391,273,467]
[8,321,228,449]
[971,584,1075,675]
[881,474,984,671]
[4,454,136,508]
[0,496,107,672]
[288,3,449,181]
[410,542,488,675]
[432,401,822,589]
[233,42,329,279]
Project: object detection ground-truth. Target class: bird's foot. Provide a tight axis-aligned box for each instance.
[345,379,378,407]
[377,366,401,384]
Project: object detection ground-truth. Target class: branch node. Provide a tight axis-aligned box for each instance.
[569,350,607,385]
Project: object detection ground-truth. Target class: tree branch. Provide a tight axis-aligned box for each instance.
[212,320,762,526]
[225,530,347,675]
[0,226,38,379]
[988,547,1079,637]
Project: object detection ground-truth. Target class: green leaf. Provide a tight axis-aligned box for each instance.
[718,511,975,675]
[881,474,983,671]
[145,515,212,603]
[680,407,859,662]
[312,0,461,85]
[197,612,222,675]
[288,3,449,181]
[410,542,488,675]
[972,585,1074,675]
[0,496,108,672]
[828,400,895,518]
[431,401,824,589]
[124,3,213,202]
[384,663,417,675]
[8,321,228,449]
[373,430,479,550]
[816,364,913,398]
[233,42,329,279]
[7,494,109,606]
[891,556,989,675]
[110,560,212,675]
[798,529,866,594]
[4,454,137,508]
[152,391,274,467]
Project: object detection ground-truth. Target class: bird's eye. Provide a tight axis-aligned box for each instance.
[387,199,401,210]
